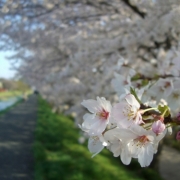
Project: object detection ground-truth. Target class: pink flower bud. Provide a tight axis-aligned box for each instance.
[152,120,165,135]
[176,131,180,141]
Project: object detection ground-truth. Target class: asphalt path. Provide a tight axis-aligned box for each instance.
[159,145,180,180]
[0,95,37,180]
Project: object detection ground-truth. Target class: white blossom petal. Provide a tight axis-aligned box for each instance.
[125,94,140,109]
[89,119,107,136]
[138,145,153,167]
[81,113,96,130]
[81,99,101,113]
[88,136,104,158]
[121,146,132,165]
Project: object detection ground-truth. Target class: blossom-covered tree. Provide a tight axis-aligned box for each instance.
[1,0,180,167]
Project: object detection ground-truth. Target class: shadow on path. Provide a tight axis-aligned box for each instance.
[0,95,37,180]
[159,145,180,180]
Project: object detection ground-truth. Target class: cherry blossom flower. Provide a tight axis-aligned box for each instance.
[81,97,112,136]
[104,127,132,165]
[149,78,174,101]
[159,79,174,96]
[167,89,180,110]
[111,72,131,96]
[112,94,144,128]
[103,124,167,167]
[114,125,165,167]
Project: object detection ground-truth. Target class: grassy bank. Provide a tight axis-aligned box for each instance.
[0,90,32,100]
[0,91,22,100]
[34,98,164,180]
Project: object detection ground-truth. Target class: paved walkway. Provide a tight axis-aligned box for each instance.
[159,145,180,180]
[0,95,37,180]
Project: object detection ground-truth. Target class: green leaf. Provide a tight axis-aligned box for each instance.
[142,79,149,87]
[158,105,170,117]
[130,87,142,104]
[131,73,141,81]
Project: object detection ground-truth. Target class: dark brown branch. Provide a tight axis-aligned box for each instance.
[121,0,146,18]
[98,1,120,13]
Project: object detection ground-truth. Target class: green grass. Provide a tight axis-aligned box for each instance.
[34,98,164,180]
[0,90,32,100]
[0,91,22,100]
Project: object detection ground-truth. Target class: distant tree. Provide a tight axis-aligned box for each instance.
[0,78,14,90]
[14,80,30,91]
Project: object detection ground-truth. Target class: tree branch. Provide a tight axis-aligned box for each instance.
[121,0,146,18]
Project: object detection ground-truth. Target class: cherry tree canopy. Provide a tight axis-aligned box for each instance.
[1,0,180,121]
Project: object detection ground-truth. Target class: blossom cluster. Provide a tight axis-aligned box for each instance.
[80,64,180,167]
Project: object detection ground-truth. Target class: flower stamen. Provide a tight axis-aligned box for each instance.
[97,109,109,120]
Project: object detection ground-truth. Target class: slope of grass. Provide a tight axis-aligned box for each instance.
[34,98,164,180]
[0,91,22,100]
[0,90,32,100]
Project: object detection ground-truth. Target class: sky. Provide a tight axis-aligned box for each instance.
[0,51,17,79]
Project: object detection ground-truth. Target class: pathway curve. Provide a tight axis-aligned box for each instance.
[0,95,37,180]
[159,145,180,180]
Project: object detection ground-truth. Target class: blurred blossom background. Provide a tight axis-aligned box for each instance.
[1,0,180,180]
